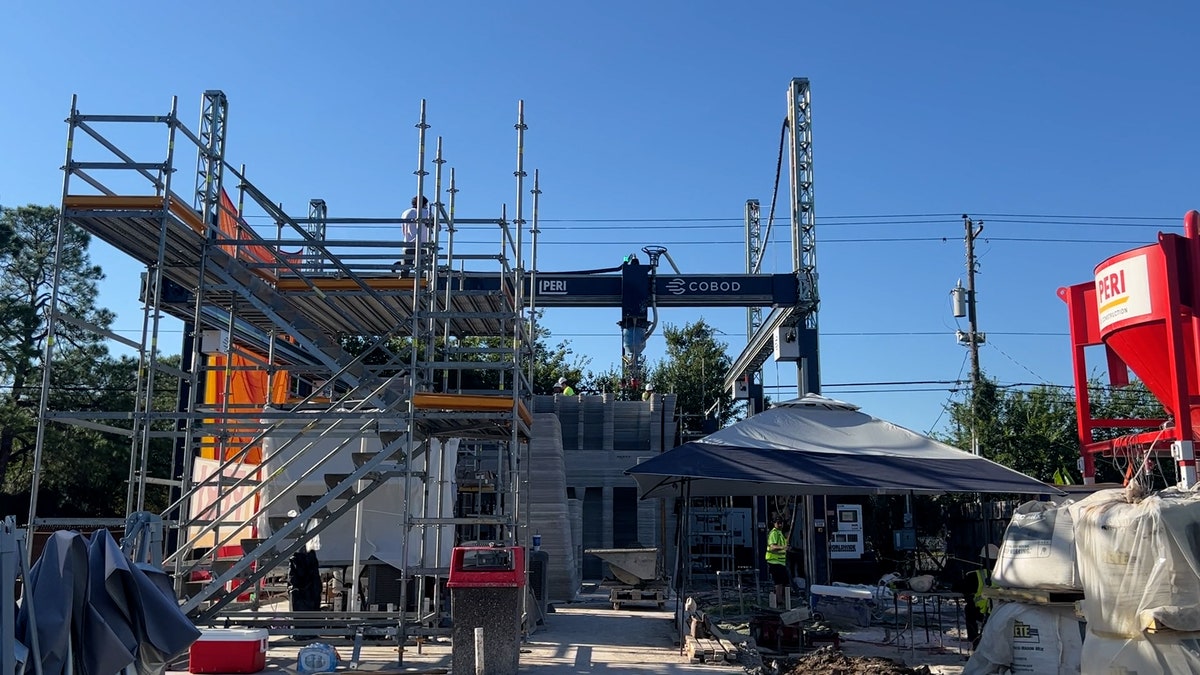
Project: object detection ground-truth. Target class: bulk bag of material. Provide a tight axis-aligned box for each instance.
[992,499,1080,591]
[962,602,1084,675]
[1070,488,1200,635]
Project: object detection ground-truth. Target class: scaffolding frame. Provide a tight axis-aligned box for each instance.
[28,91,538,647]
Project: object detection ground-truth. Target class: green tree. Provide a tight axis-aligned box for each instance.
[43,352,178,517]
[647,320,736,439]
[581,365,624,397]
[337,314,590,396]
[0,210,13,252]
[940,378,1078,483]
[0,205,114,490]
[1084,379,1167,484]
[1,348,182,519]
[530,332,589,394]
[937,374,1167,485]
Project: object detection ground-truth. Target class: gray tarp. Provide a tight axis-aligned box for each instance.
[17,529,200,675]
[627,395,1063,498]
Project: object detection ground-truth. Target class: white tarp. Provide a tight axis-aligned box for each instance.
[963,602,1084,675]
[1070,487,1200,635]
[258,414,457,570]
[992,499,1080,591]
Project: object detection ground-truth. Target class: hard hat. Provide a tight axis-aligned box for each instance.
[645,383,654,390]
[556,377,567,386]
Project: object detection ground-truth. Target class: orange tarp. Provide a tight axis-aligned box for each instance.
[216,191,292,280]
[202,351,291,463]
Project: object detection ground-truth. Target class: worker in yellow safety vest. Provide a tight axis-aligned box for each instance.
[554,377,575,396]
[959,567,992,647]
[765,517,791,604]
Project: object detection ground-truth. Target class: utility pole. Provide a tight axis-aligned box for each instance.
[953,215,985,454]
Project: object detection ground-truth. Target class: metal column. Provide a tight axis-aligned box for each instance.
[787,77,820,396]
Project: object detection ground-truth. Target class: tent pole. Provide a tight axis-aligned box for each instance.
[751,497,761,605]
[907,490,915,576]
[673,479,690,653]
[803,495,816,590]
[784,497,798,598]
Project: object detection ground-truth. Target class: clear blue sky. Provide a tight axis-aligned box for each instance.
[3,2,1198,436]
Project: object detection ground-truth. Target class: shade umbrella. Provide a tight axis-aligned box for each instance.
[627,394,1063,498]
[17,530,201,675]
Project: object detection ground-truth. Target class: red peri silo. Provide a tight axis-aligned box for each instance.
[1095,240,1200,424]
[1059,211,1200,488]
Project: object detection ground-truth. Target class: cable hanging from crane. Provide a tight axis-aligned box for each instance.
[754,116,790,275]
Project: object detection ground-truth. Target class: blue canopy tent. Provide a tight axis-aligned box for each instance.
[627,395,1062,603]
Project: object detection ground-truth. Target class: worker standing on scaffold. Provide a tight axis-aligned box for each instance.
[397,195,431,278]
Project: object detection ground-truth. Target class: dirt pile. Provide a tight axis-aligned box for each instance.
[783,646,931,675]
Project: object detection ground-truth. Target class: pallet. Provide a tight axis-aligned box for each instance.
[609,586,666,610]
[712,635,739,658]
[696,613,743,660]
[982,586,1085,605]
[685,635,730,664]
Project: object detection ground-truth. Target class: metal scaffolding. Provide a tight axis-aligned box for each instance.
[29,91,537,646]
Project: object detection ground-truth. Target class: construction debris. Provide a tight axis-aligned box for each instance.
[781,646,931,675]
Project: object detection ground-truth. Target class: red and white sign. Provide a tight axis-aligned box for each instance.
[1095,253,1152,331]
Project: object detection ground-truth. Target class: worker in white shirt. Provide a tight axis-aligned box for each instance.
[397,195,431,278]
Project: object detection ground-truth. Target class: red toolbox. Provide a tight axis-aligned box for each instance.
[189,628,269,673]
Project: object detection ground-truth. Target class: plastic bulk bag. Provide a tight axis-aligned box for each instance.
[1070,488,1200,635]
[992,499,1080,591]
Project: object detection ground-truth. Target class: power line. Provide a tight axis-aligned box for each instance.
[763,379,1132,394]
[988,342,1053,385]
[823,331,1067,337]
[238,211,1180,224]
[242,219,1169,233]
[102,328,1070,338]
[928,351,971,433]
[0,379,1118,396]
[975,212,1176,221]
[324,236,1149,246]
[983,218,1167,229]
[821,379,964,387]
[803,387,957,394]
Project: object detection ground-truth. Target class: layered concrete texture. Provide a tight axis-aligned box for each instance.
[532,393,678,581]
[528,412,581,603]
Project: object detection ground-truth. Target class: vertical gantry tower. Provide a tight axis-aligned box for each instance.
[726,77,819,397]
